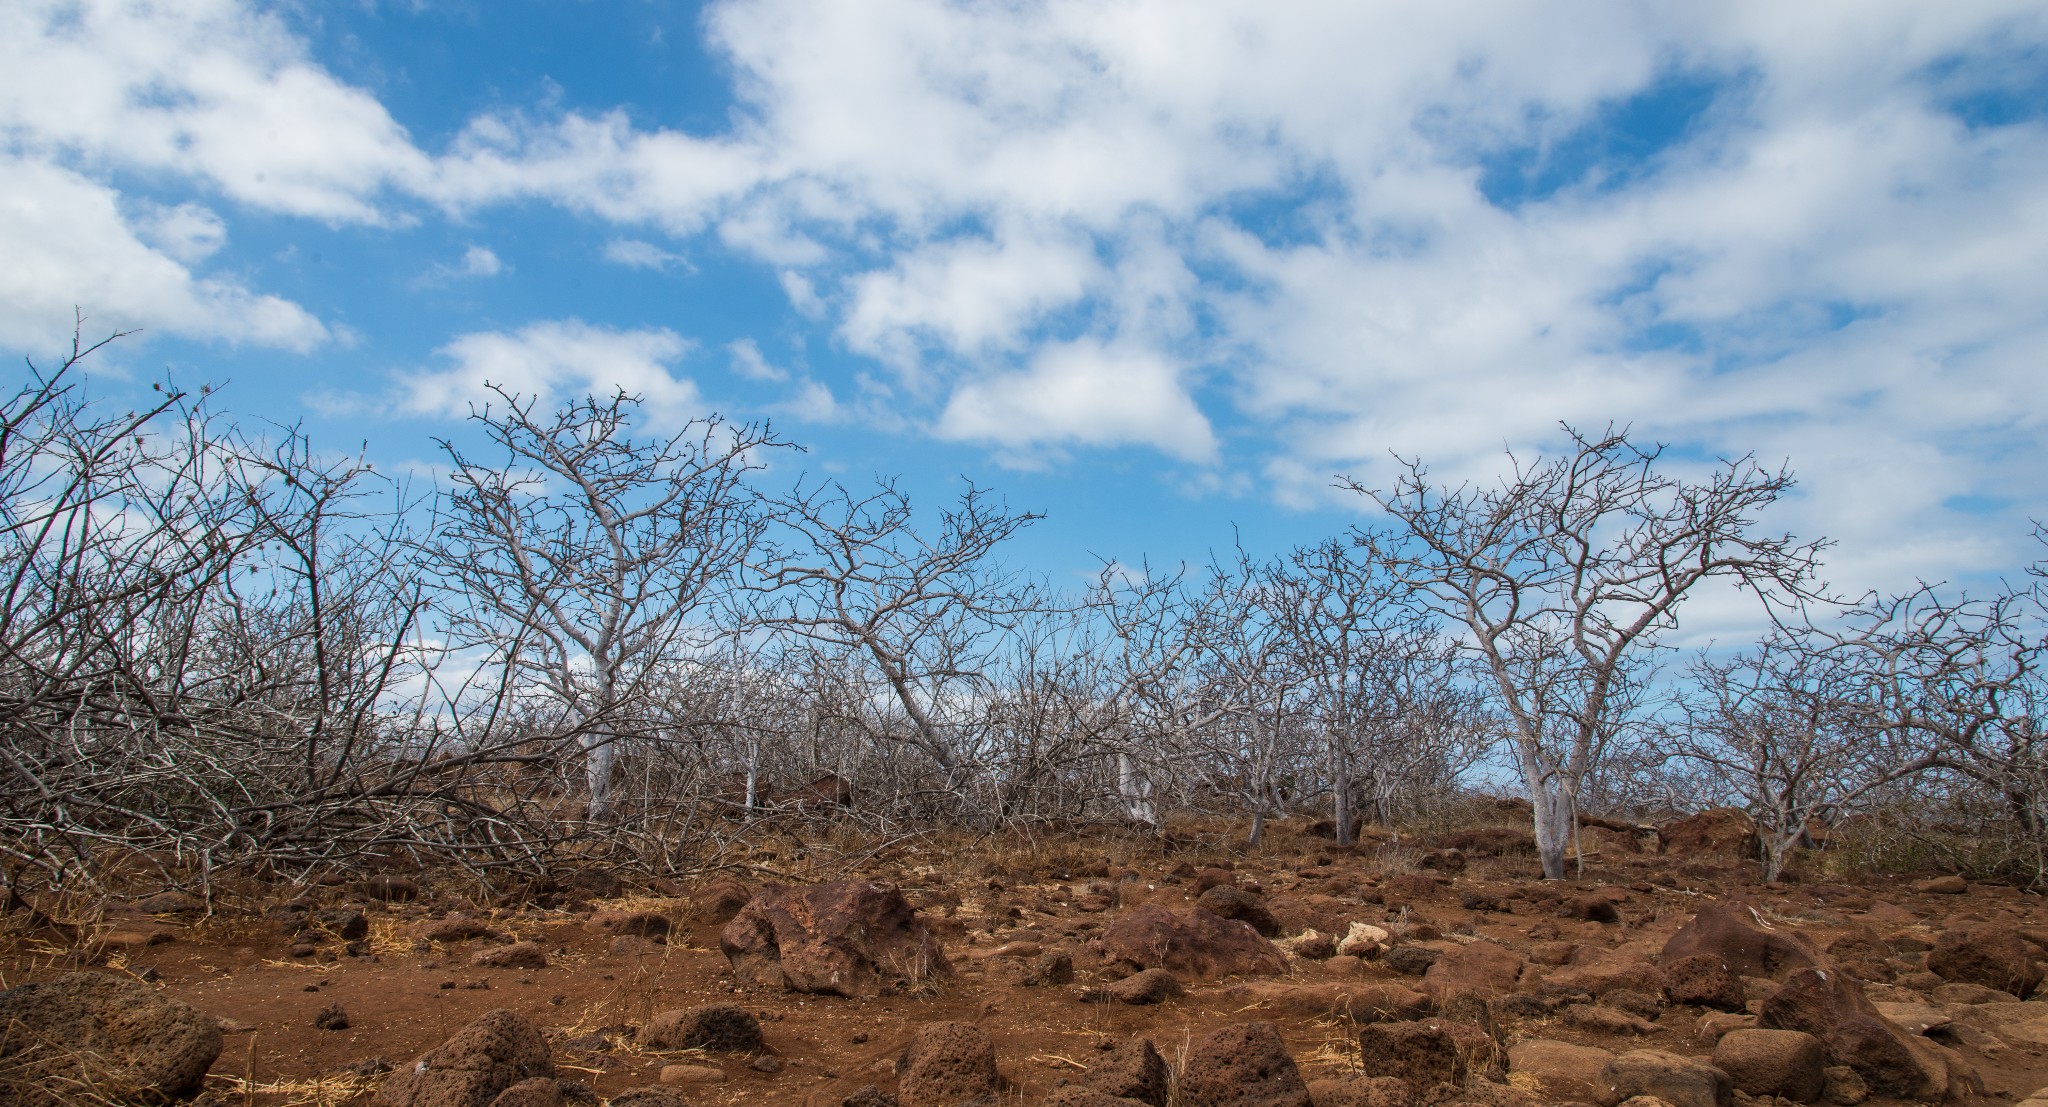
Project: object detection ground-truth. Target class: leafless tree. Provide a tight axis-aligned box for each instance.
[1836,575,2046,878]
[1675,630,1945,881]
[1263,539,1471,843]
[0,329,468,890]
[1348,425,1824,878]
[424,386,783,820]
[754,479,1041,814]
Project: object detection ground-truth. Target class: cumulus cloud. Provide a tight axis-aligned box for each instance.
[8,0,2048,595]
[399,321,700,424]
[0,157,325,352]
[1,0,431,222]
[939,339,1215,463]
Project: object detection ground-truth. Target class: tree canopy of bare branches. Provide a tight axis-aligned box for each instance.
[1348,425,1825,878]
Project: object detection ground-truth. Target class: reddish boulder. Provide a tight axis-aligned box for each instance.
[1082,1037,1168,1107]
[1659,903,1819,981]
[1711,1029,1825,1102]
[1357,1020,1465,1090]
[1756,967,1952,1099]
[1196,886,1282,937]
[1421,941,1524,1003]
[1543,953,1668,999]
[1597,1049,1730,1107]
[0,971,223,1105]
[1177,1022,1311,1107]
[487,1078,567,1107]
[721,880,951,997]
[1099,904,1286,980]
[1080,967,1183,1005]
[692,879,754,925]
[1658,809,1759,861]
[1507,1040,1613,1103]
[375,1009,554,1107]
[1822,930,1896,983]
[898,1021,997,1107]
[1926,924,2043,999]
[1661,954,1744,1011]
[641,1005,763,1053]
[1563,892,1624,924]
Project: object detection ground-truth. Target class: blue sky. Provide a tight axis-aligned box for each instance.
[5,0,2047,626]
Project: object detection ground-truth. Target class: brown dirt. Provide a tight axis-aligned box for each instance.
[7,819,2048,1106]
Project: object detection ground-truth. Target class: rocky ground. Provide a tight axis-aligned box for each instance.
[7,811,2048,1107]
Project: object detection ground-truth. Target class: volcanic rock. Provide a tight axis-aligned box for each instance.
[721,880,951,997]
[1659,903,1819,981]
[0,971,223,1105]
[642,1005,763,1053]
[1597,1049,1730,1107]
[1926,924,2043,999]
[898,1021,997,1107]
[1176,1021,1311,1107]
[1711,1029,1825,1102]
[1098,904,1285,980]
[375,1009,554,1107]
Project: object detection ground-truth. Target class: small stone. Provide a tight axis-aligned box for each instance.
[135,891,206,915]
[1079,967,1183,1005]
[473,941,549,969]
[1338,922,1392,958]
[1384,946,1438,976]
[313,1003,350,1031]
[658,1063,725,1085]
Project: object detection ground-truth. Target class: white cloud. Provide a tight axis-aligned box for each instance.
[456,246,504,278]
[131,201,228,265]
[603,238,692,271]
[780,378,843,423]
[1,0,431,222]
[727,339,787,382]
[7,0,2048,601]
[399,321,700,424]
[841,226,1104,372]
[417,245,507,286]
[939,339,1215,463]
[0,157,325,352]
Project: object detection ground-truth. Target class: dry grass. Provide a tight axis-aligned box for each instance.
[0,1025,150,1107]
[203,1071,376,1107]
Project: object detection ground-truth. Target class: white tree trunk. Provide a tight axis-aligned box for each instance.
[583,724,615,820]
[1518,742,1573,879]
[1117,752,1157,826]
[1331,732,1354,846]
